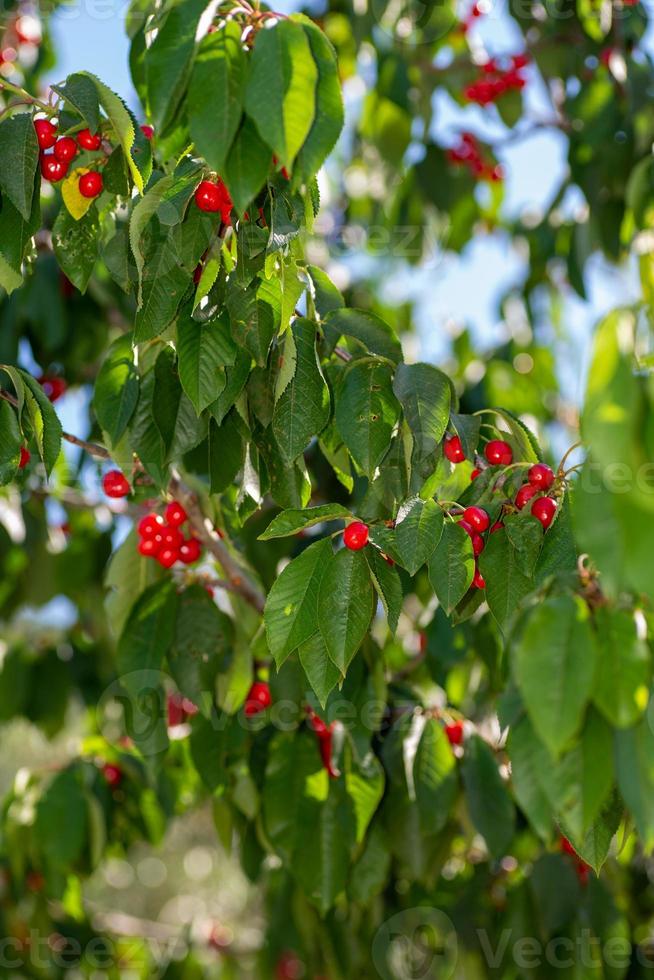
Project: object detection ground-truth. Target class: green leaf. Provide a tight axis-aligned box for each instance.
[80,72,151,193]
[615,713,654,850]
[51,73,100,131]
[0,171,40,294]
[428,521,475,614]
[224,116,272,215]
[293,17,344,180]
[365,545,402,634]
[307,265,344,319]
[264,537,332,667]
[324,308,402,363]
[168,585,233,710]
[394,496,444,575]
[144,0,207,133]
[479,525,534,631]
[349,823,391,904]
[35,769,87,869]
[508,716,554,842]
[461,734,515,858]
[93,335,139,446]
[0,114,39,220]
[272,318,330,462]
[593,606,650,728]
[345,749,385,842]
[0,400,21,484]
[5,368,62,476]
[52,203,99,293]
[117,579,178,684]
[334,358,400,477]
[104,529,162,637]
[413,718,458,834]
[298,632,341,708]
[504,512,544,578]
[244,19,318,170]
[513,594,597,758]
[188,22,246,176]
[177,309,237,414]
[260,503,352,540]
[263,730,323,861]
[227,276,281,366]
[562,791,623,874]
[393,362,451,475]
[318,548,374,673]
[450,412,481,460]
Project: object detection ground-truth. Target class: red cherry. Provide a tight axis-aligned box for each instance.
[53,136,77,163]
[161,526,183,550]
[445,721,464,745]
[157,547,179,568]
[40,153,67,182]
[37,375,67,401]
[244,681,271,716]
[26,871,45,892]
[528,463,555,490]
[102,469,130,498]
[138,538,160,557]
[77,128,102,150]
[515,483,538,510]
[463,506,490,532]
[164,501,187,527]
[343,521,369,550]
[79,171,103,198]
[102,763,123,788]
[531,496,557,530]
[560,835,576,857]
[458,519,484,556]
[444,435,465,463]
[34,117,57,149]
[490,520,504,533]
[138,513,164,538]
[140,124,154,140]
[470,467,481,481]
[18,446,30,469]
[472,566,486,589]
[485,439,513,466]
[179,537,202,564]
[194,179,232,221]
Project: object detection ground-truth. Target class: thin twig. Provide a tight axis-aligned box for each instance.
[0,389,110,458]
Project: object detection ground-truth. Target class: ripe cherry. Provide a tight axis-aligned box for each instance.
[179,537,202,564]
[138,538,160,558]
[195,180,226,214]
[463,506,490,532]
[53,136,77,163]
[102,469,130,498]
[470,467,481,480]
[18,446,30,469]
[38,375,67,401]
[528,463,555,490]
[472,566,486,589]
[157,547,179,568]
[77,128,102,150]
[102,763,123,788]
[244,681,272,716]
[161,527,183,550]
[459,519,484,556]
[40,154,67,182]
[531,496,557,529]
[490,520,504,533]
[138,513,164,538]
[444,434,465,463]
[445,721,464,745]
[485,439,513,466]
[164,501,187,527]
[79,171,103,198]
[140,124,154,140]
[167,692,198,726]
[34,117,57,149]
[343,521,369,550]
[515,483,538,510]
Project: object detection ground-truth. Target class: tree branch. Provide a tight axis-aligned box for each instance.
[169,472,266,614]
[0,389,110,458]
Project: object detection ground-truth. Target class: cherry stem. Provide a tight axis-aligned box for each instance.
[0,80,54,115]
[558,440,583,473]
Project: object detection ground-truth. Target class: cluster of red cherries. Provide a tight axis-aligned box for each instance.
[463,54,529,106]
[444,434,558,588]
[447,132,503,182]
[136,503,203,568]
[194,178,234,223]
[34,118,104,196]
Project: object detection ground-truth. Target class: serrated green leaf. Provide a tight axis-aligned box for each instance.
[224,116,272,215]
[394,496,444,575]
[428,521,475,614]
[318,548,373,673]
[461,734,515,858]
[0,114,39,220]
[93,335,139,446]
[52,203,99,293]
[334,358,400,477]
[0,399,21,484]
[144,0,206,133]
[177,309,237,414]
[393,362,451,477]
[260,503,352,540]
[366,545,402,633]
[293,16,344,180]
[593,606,651,728]
[298,631,341,708]
[479,525,534,631]
[264,537,332,667]
[272,318,330,462]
